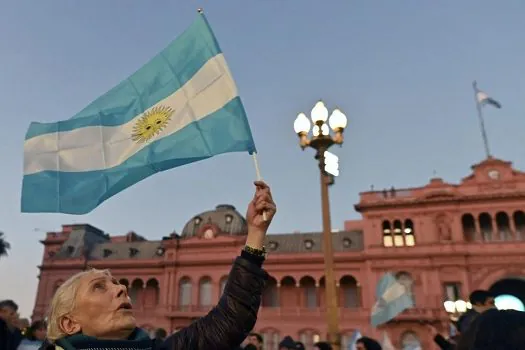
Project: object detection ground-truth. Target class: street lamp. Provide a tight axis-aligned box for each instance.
[293,100,348,350]
[443,299,472,321]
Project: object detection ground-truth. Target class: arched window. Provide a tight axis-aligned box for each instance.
[382,221,393,247]
[513,211,525,240]
[396,272,414,304]
[404,219,415,246]
[461,214,476,242]
[129,279,144,306]
[298,330,320,350]
[393,220,404,247]
[199,277,212,308]
[260,329,280,350]
[280,276,297,308]
[400,331,421,350]
[339,275,360,308]
[144,279,160,306]
[219,276,228,297]
[479,213,493,241]
[299,276,317,309]
[262,277,279,307]
[495,212,511,241]
[178,277,192,310]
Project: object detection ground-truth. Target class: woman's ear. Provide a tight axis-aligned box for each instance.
[59,315,81,335]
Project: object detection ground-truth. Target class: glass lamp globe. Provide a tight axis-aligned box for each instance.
[455,300,467,313]
[294,113,311,134]
[311,100,329,124]
[312,125,320,137]
[328,108,348,130]
[444,300,456,313]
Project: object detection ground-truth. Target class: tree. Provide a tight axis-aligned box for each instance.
[0,232,10,258]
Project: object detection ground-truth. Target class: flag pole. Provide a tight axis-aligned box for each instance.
[252,153,268,221]
[472,81,491,159]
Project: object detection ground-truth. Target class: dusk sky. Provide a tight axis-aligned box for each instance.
[1,1,524,318]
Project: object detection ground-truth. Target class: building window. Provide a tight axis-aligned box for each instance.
[495,212,511,241]
[461,214,476,242]
[300,276,317,309]
[261,330,280,350]
[444,282,461,301]
[304,239,314,249]
[404,219,415,246]
[262,277,279,307]
[340,275,360,308]
[299,331,320,349]
[400,331,421,350]
[199,277,212,307]
[393,220,404,247]
[219,277,227,297]
[479,212,493,241]
[513,211,525,240]
[178,278,192,309]
[382,221,393,247]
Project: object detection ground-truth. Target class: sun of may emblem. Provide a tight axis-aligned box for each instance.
[131,105,175,143]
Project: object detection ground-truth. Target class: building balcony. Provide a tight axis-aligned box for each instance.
[158,305,445,323]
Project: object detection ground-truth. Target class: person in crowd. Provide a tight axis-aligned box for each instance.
[278,335,296,350]
[356,336,382,350]
[153,328,167,348]
[17,320,47,350]
[456,308,525,349]
[0,299,23,350]
[294,341,304,350]
[39,181,276,350]
[314,341,332,350]
[246,332,263,350]
[244,344,258,350]
[457,289,495,333]
[426,323,455,350]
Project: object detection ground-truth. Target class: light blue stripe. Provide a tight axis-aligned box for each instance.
[21,97,256,214]
[25,14,221,140]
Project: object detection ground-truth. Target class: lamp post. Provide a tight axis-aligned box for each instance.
[443,299,471,321]
[293,100,348,350]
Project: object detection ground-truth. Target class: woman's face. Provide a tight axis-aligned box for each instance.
[66,271,136,339]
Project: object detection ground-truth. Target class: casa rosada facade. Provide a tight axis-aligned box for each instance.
[32,157,525,349]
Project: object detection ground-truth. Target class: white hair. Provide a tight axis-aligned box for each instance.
[46,268,110,342]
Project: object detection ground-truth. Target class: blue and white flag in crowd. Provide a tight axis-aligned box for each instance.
[371,272,414,327]
[22,12,256,214]
[347,329,362,350]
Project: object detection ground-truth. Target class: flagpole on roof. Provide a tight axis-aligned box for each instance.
[472,81,491,159]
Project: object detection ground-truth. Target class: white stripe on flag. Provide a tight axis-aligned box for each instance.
[24,53,236,175]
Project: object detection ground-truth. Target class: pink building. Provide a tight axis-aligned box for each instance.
[32,157,525,349]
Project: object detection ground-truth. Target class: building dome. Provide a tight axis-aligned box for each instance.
[180,204,247,238]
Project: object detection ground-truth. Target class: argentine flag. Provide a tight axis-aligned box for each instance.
[370,272,414,327]
[474,81,502,109]
[22,13,256,214]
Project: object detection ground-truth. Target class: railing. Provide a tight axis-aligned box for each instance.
[156,304,445,322]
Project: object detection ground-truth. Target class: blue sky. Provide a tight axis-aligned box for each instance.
[1,1,524,318]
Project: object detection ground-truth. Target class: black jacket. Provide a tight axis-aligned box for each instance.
[160,256,267,349]
[40,254,267,350]
[0,318,23,350]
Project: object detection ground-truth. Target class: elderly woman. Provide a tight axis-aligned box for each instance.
[41,181,276,350]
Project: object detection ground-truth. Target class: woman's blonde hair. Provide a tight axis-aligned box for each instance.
[46,268,110,342]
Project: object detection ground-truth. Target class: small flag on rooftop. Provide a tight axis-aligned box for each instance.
[476,89,502,109]
[22,11,256,214]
